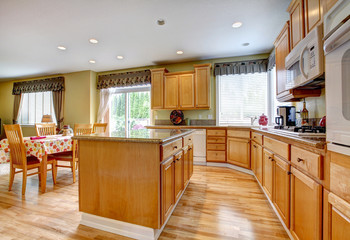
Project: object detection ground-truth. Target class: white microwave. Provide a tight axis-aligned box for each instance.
[285,24,324,90]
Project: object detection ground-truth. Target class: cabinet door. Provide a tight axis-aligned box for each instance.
[227,137,250,168]
[304,0,322,34]
[274,155,291,228]
[274,22,290,96]
[161,157,175,224]
[189,144,194,178]
[251,143,257,173]
[174,152,184,202]
[194,64,210,108]
[327,193,350,240]
[151,70,164,109]
[289,0,305,49]
[263,149,274,200]
[255,144,263,184]
[323,0,338,15]
[164,75,178,109]
[291,167,322,240]
[183,147,189,187]
[179,74,195,109]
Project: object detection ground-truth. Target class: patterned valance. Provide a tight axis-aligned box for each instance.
[214,59,268,76]
[267,49,276,71]
[97,70,151,89]
[12,77,64,95]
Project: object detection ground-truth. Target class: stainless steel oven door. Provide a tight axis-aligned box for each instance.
[325,18,350,156]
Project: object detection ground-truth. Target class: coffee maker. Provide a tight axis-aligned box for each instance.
[275,106,296,128]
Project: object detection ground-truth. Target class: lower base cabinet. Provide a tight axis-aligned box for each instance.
[189,144,193,178]
[161,157,175,224]
[290,167,322,240]
[263,149,274,200]
[251,143,263,184]
[174,151,184,203]
[227,137,250,168]
[183,147,189,187]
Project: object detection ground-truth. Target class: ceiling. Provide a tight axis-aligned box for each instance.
[0,0,290,81]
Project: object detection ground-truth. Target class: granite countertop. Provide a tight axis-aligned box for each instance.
[72,129,195,143]
[146,125,253,129]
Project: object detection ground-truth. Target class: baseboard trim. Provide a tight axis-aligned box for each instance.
[206,162,254,175]
[193,162,207,166]
[80,177,191,240]
[254,176,294,240]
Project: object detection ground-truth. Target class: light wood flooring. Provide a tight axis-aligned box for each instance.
[0,165,289,240]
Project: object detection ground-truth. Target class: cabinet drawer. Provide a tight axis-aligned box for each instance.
[227,130,250,138]
[161,139,182,160]
[291,146,323,179]
[183,134,193,147]
[207,129,226,136]
[207,137,226,144]
[207,151,226,162]
[264,136,289,160]
[251,132,263,145]
[207,144,226,151]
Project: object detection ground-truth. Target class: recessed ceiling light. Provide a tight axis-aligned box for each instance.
[89,60,96,64]
[57,46,66,50]
[157,19,165,25]
[89,38,98,44]
[242,42,250,46]
[117,55,124,60]
[232,22,243,28]
[176,50,184,55]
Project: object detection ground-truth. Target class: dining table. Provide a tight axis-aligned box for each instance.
[0,135,73,193]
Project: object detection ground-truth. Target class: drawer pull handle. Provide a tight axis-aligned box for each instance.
[174,146,178,149]
[253,136,256,138]
[287,171,292,175]
[297,158,304,163]
[268,156,272,160]
[189,138,192,141]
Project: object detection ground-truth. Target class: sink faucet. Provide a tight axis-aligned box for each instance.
[250,116,257,126]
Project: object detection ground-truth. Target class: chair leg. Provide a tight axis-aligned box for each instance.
[52,161,57,185]
[22,169,27,195]
[70,161,74,173]
[38,167,41,182]
[8,166,15,191]
[72,160,76,183]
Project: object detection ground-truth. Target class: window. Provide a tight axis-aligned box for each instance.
[217,72,268,125]
[109,86,151,136]
[18,92,56,125]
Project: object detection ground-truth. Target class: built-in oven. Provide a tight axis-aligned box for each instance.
[324,0,350,156]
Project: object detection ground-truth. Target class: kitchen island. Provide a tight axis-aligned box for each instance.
[73,129,194,240]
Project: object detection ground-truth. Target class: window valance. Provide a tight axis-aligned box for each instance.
[97,70,151,90]
[12,77,65,95]
[267,49,276,71]
[214,59,268,76]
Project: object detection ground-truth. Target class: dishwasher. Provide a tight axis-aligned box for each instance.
[192,129,206,165]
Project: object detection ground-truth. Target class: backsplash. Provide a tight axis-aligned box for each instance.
[155,119,216,126]
[294,88,326,119]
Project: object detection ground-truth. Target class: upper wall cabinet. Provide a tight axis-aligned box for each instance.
[323,0,338,15]
[304,0,322,34]
[194,64,211,109]
[150,64,211,110]
[151,68,167,109]
[288,0,305,49]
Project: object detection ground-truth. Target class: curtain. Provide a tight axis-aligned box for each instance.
[214,59,268,76]
[97,70,151,89]
[52,91,64,129]
[97,89,112,123]
[12,94,23,124]
[12,77,64,95]
[267,49,276,71]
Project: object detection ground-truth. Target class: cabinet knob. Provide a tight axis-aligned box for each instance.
[189,138,192,141]
[174,146,178,149]
[253,136,256,138]
[287,171,292,175]
[297,158,304,163]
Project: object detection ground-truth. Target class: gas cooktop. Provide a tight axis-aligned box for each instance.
[273,126,326,137]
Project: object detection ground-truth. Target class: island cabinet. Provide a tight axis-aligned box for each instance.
[161,156,175,223]
[174,151,184,203]
[227,129,250,169]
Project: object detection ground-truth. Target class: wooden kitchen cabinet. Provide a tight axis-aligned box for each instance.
[304,0,322,34]
[174,151,184,203]
[274,155,291,228]
[161,156,175,224]
[274,22,291,98]
[227,137,250,169]
[151,68,167,109]
[188,144,193,178]
[290,167,322,240]
[207,128,226,163]
[288,0,305,49]
[263,149,274,200]
[164,75,179,109]
[179,74,195,109]
[252,143,263,184]
[183,146,189,187]
[194,64,211,109]
[323,0,338,15]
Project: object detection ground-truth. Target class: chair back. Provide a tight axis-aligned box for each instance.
[4,124,27,167]
[93,123,108,133]
[74,124,93,136]
[35,123,56,136]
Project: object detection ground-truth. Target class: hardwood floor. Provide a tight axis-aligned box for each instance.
[0,165,289,240]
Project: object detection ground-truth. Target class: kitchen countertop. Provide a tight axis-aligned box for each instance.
[72,129,195,143]
[146,125,326,150]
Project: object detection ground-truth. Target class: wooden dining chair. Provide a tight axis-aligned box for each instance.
[35,123,56,136]
[93,123,108,133]
[52,124,93,183]
[4,124,56,195]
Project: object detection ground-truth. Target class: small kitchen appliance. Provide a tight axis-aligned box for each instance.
[275,106,296,127]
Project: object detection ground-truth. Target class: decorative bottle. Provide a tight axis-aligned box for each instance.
[301,99,309,126]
